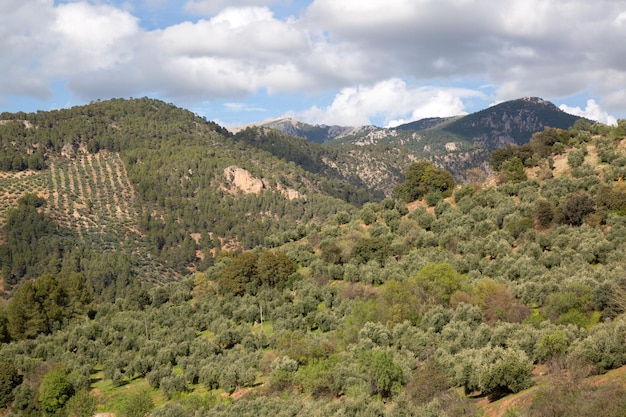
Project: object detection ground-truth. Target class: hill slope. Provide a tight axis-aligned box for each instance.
[0,98,372,288]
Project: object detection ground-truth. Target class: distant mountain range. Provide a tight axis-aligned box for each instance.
[242,97,583,147]
[238,97,587,179]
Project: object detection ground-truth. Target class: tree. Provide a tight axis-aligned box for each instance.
[499,157,527,183]
[257,250,297,289]
[411,263,465,306]
[217,251,259,295]
[38,367,74,414]
[534,199,554,227]
[6,274,73,340]
[359,351,403,398]
[405,360,451,405]
[567,148,585,169]
[479,347,534,395]
[490,146,517,170]
[559,192,595,226]
[453,346,532,396]
[394,161,455,202]
[0,362,21,409]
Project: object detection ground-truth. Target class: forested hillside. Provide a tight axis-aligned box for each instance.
[1,100,626,417]
[0,98,373,292]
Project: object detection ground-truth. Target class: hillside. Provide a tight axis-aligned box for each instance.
[0,100,626,417]
[0,98,372,290]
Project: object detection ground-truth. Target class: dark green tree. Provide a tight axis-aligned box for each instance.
[217,252,259,295]
[394,161,455,202]
[257,250,297,289]
[559,192,595,226]
[499,157,527,183]
[0,362,21,409]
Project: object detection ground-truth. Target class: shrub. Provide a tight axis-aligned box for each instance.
[117,390,154,417]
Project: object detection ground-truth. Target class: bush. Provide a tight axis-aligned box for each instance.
[452,346,533,396]
[567,148,585,168]
[118,390,154,417]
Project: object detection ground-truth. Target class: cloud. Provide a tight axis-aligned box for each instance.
[296,78,483,126]
[2,0,626,123]
[185,0,283,15]
[302,0,626,105]
[559,100,617,126]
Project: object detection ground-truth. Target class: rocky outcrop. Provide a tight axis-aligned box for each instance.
[223,166,305,200]
[223,166,267,194]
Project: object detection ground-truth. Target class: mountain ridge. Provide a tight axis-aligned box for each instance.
[239,97,591,180]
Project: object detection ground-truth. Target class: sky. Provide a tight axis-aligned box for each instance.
[1,0,625,128]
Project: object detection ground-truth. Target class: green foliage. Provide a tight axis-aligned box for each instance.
[567,319,626,373]
[533,199,554,227]
[394,161,455,202]
[256,250,297,290]
[412,263,465,306]
[567,148,586,168]
[498,157,527,183]
[596,184,626,215]
[117,390,154,417]
[536,330,569,363]
[217,250,296,295]
[63,389,97,417]
[2,109,626,416]
[358,350,403,398]
[404,360,451,405]
[296,355,343,397]
[348,236,391,265]
[217,252,259,295]
[38,366,75,413]
[558,192,595,226]
[490,146,517,171]
[0,362,21,409]
[452,346,533,396]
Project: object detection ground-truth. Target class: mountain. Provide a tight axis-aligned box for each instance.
[235,117,378,143]
[242,97,589,180]
[395,116,459,132]
[442,96,584,149]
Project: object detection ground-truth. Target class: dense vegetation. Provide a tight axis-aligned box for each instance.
[0,99,626,416]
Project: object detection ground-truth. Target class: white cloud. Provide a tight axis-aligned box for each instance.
[559,100,617,126]
[185,0,283,16]
[2,0,626,123]
[297,78,482,126]
[51,3,139,72]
